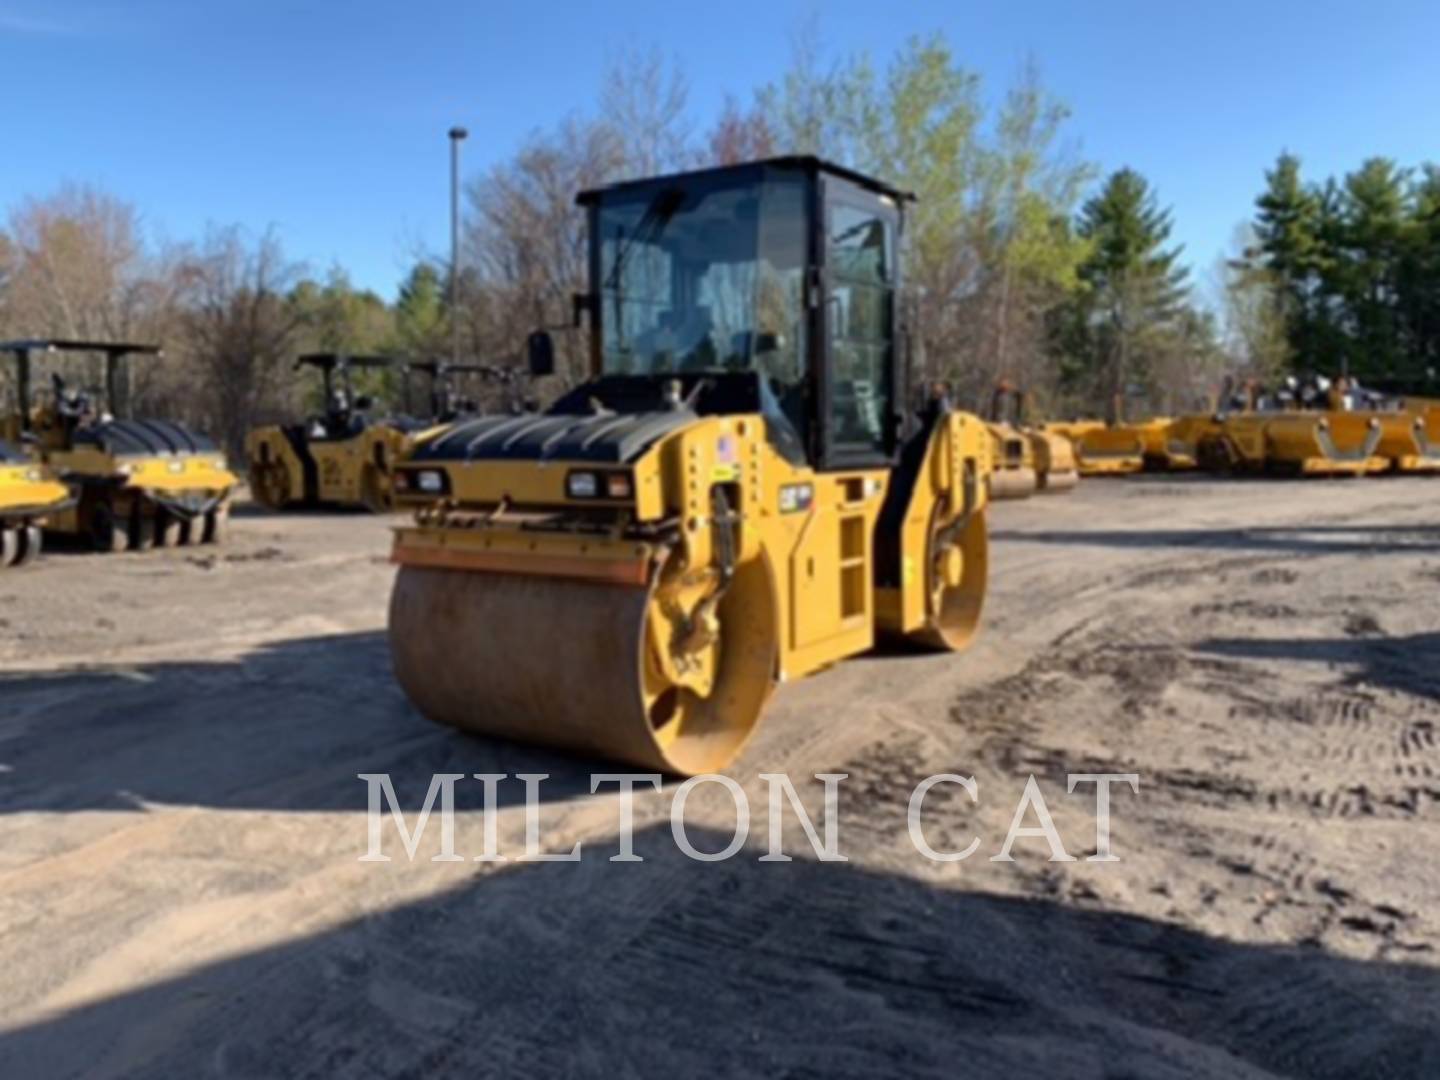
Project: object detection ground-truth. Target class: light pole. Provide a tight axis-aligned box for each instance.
[448,125,468,368]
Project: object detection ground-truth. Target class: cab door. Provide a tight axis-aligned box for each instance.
[816,177,901,472]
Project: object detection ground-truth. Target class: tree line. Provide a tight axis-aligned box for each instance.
[1232,154,1440,387]
[2,29,1434,462]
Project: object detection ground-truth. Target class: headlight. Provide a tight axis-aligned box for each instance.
[417,470,445,494]
[566,471,598,498]
[605,472,632,499]
[168,460,185,474]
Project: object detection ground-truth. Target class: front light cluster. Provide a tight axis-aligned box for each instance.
[566,470,633,500]
[395,469,449,496]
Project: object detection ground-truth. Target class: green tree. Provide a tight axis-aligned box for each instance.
[1065,168,1189,414]
[756,34,1090,400]
[392,261,447,359]
[288,266,391,354]
[1252,153,1329,366]
[287,267,395,409]
[1399,165,1440,371]
[1333,157,1410,377]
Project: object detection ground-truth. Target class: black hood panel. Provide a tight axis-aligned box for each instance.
[74,419,218,457]
[410,410,694,465]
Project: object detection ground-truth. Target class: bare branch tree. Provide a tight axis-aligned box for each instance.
[173,226,305,459]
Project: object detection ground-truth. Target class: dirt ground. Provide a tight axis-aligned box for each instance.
[2,475,1439,1079]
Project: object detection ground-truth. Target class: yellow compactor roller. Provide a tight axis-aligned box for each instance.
[246,354,419,512]
[246,355,498,512]
[985,383,1077,496]
[1,340,235,550]
[388,157,992,775]
[0,441,69,567]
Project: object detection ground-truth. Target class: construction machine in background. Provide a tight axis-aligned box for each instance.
[0,441,70,567]
[990,383,1071,498]
[246,353,420,512]
[401,359,481,424]
[1043,418,1146,476]
[985,383,1076,496]
[1197,376,1390,476]
[387,156,992,775]
[1336,379,1440,474]
[1375,408,1440,472]
[246,354,515,512]
[983,392,1038,499]
[0,340,235,551]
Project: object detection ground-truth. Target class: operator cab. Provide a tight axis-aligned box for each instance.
[569,156,910,471]
[294,353,392,440]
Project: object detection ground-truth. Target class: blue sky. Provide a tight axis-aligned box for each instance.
[5,1,1437,302]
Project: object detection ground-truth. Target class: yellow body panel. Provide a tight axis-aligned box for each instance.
[1374,409,1440,473]
[41,446,237,538]
[245,423,415,512]
[0,460,70,520]
[1156,414,1222,470]
[0,455,67,566]
[388,407,991,773]
[1044,421,1146,476]
[1203,412,1388,475]
[985,422,1038,499]
[395,411,989,678]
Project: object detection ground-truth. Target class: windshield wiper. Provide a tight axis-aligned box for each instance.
[605,187,685,291]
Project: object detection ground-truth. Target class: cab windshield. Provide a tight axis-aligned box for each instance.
[595,173,808,392]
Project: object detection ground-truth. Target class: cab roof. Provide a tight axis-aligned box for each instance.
[0,338,163,358]
[575,155,913,207]
[296,353,395,371]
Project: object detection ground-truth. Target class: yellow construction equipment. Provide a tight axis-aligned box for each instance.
[1375,408,1440,472]
[984,406,1037,500]
[0,441,70,567]
[246,355,503,512]
[1,340,236,551]
[985,383,1076,495]
[387,157,992,775]
[1197,376,1389,476]
[1152,406,1225,471]
[246,354,417,512]
[1043,419,1146,476]
[1338,381,1440,473]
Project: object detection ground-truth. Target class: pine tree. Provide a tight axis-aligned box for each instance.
[1066,168,1188,414]
[1334,158,1410,377]
[1252,153,1326,366]
[1399,166,1440,373]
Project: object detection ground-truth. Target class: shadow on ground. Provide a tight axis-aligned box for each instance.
[0,631,597,813]
[230,503,402,520]
[1,823,1436,1079]
[992,523,1440,557]
[1197,629,1440,701]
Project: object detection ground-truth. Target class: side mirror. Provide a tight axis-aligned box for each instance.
[354,395,375,411]
[527,330,556,377]
[753,331,781,354]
